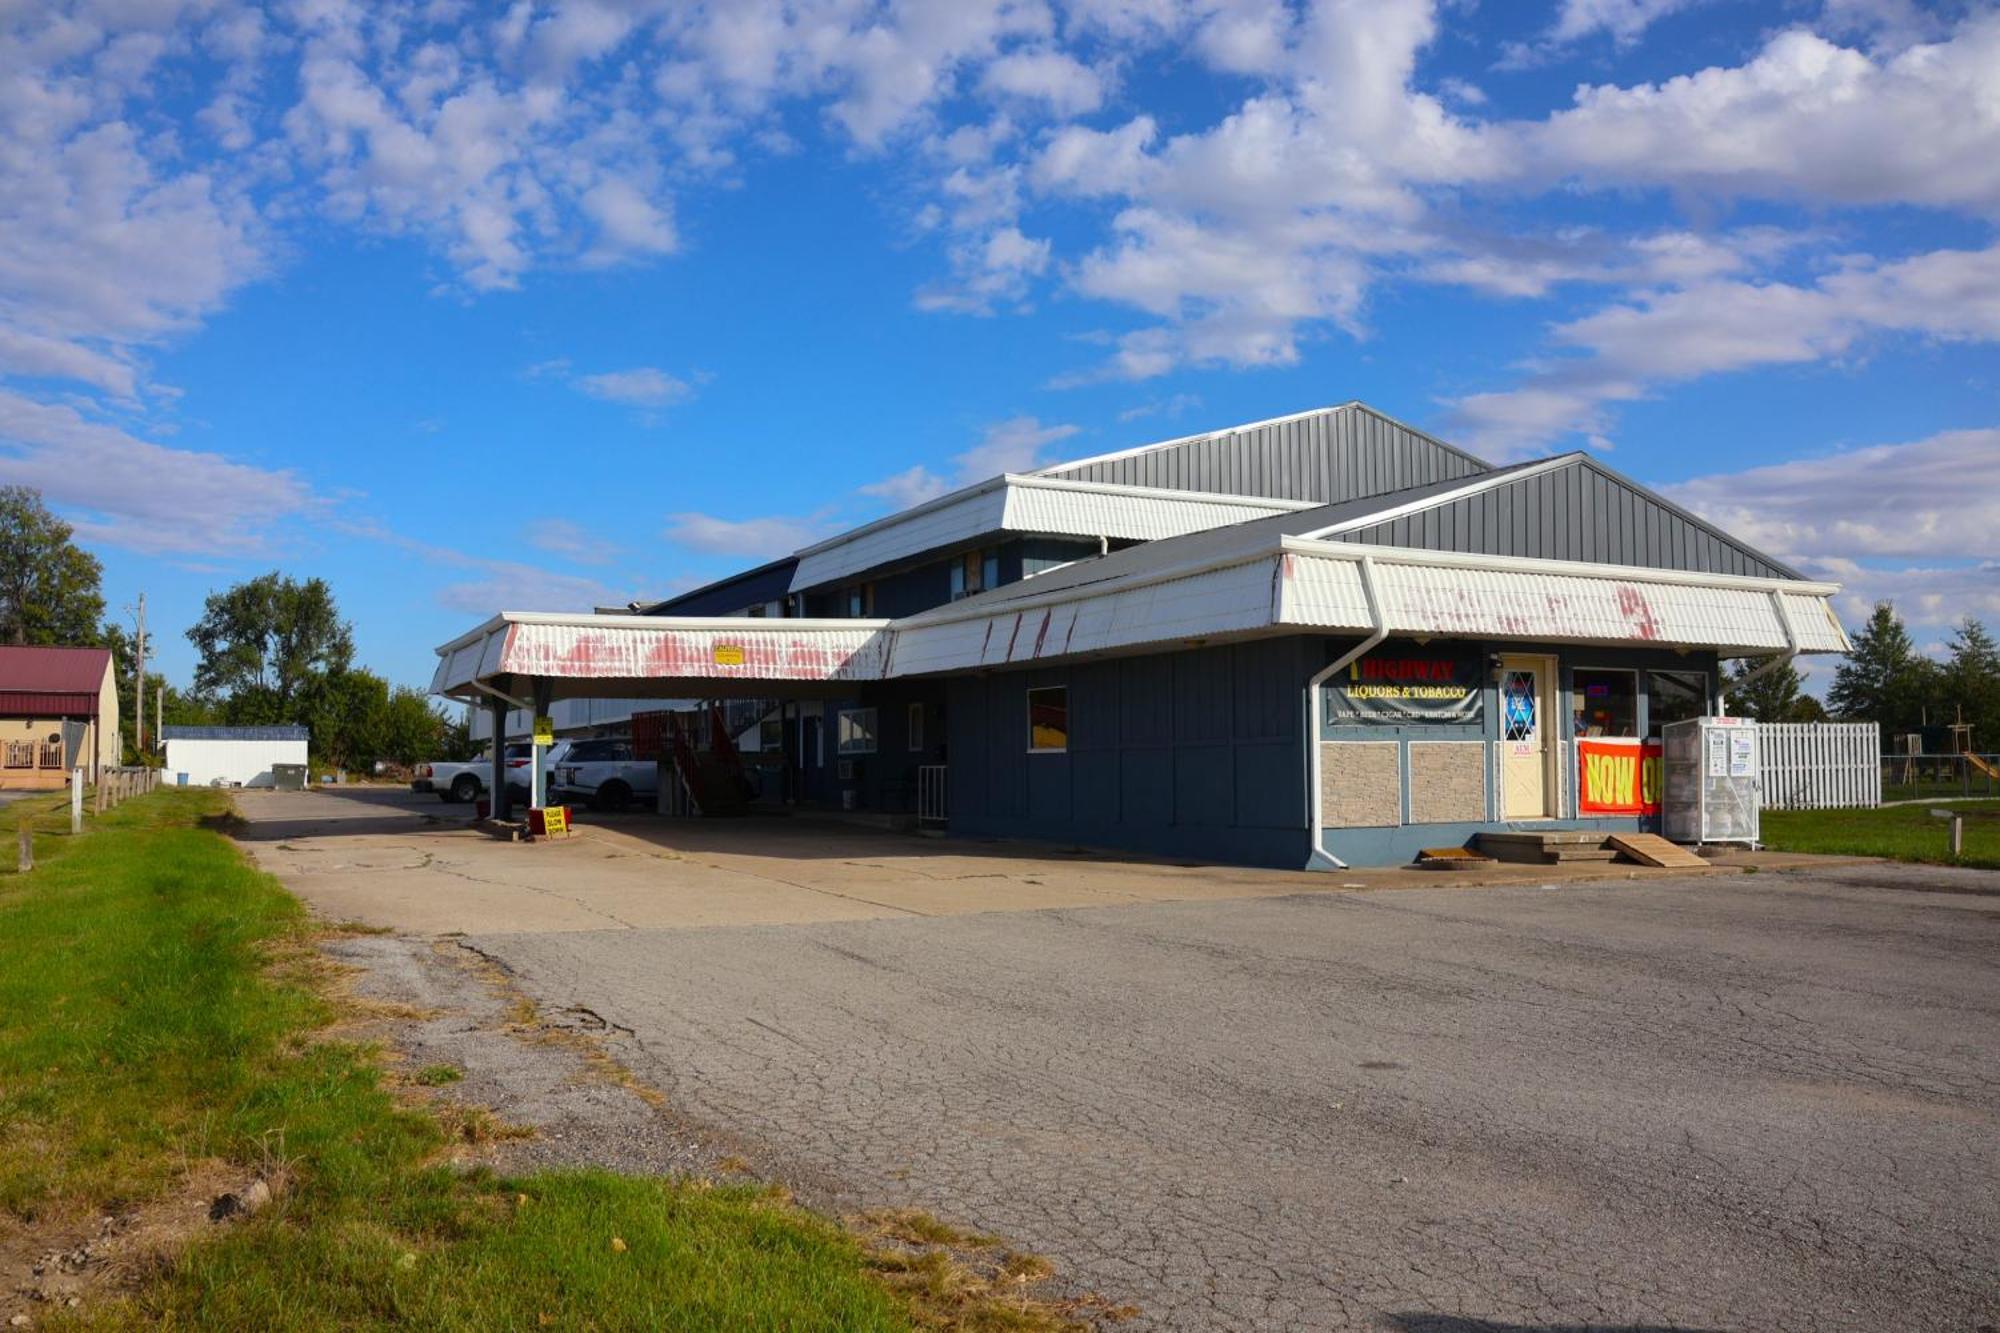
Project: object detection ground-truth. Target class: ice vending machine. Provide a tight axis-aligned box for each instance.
[1662,716,1760,847]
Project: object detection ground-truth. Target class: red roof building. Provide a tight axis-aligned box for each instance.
[0,645,119,788]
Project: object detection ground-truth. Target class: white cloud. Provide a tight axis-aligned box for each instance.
[663,511,835,559]
[4,0,2000,542]
[1118,392,1202,422]
[581,178,678,262]
[575,367,696,409]
[526,516,617,566]
[1797,558,2000,631]
[436,567,624,615]
[1663,428,2000,564]
[979,48,1109,117]
[1024,7,2000,384]
[0,388,312,555]
[952,415,1080,476]
[1660,427,2000,648]
[1527,18,2000,216]
[677,414,1082,564]
[859,465,950,508]
[1447,241,2000,456]
[1549,0,1706,46]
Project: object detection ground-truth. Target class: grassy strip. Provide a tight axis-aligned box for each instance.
[0,788,963,1330]
[1760,800,2000,870]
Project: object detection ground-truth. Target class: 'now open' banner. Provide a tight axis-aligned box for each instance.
[1577,740,1663,815]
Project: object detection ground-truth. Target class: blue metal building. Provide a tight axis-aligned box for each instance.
[433,403,1849,867]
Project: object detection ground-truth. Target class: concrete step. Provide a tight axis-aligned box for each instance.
[1476,831,1616,865]
[1540,848,1619,864]
[1478,830,1609,847]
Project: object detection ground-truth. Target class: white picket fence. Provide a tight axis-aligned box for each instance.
[1758,722,1880,810]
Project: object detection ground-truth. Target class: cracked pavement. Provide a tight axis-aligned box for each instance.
[239,789,2000,1332]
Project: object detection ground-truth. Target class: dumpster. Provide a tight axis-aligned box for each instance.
[272,763,308,791]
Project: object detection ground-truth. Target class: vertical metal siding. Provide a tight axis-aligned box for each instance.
[1333,458,1795,579]
[1042,404,1486,504]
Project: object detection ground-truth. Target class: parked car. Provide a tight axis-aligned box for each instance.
[414,741,571,804]
[551,738,657,810]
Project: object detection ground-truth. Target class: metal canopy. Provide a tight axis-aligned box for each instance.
[433,540,1848,703]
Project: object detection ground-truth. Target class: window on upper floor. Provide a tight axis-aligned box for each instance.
[846,583,875,617]
[950,549,995,601]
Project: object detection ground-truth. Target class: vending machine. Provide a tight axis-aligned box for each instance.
[1662,716,1760,847]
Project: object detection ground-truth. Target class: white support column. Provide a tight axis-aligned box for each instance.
[530,678,553,811]
[71,768,83,834]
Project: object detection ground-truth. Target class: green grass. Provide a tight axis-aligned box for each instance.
[1760,800,2000,870]
[0,789,919,1331]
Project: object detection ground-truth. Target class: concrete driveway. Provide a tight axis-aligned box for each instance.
[238,788,2000,1332]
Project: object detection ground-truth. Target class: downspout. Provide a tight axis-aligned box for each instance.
[1303,556,1388,871]
[1721,590,1798,716]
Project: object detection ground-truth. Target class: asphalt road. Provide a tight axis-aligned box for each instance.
[470,864,2000,1332]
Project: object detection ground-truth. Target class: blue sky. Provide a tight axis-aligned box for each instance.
[4,0,1997,695]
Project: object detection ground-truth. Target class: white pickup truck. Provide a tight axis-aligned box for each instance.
[413,741,569,804]
[550,737,657,810]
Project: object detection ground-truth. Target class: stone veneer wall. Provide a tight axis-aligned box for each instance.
[1407,741,1487,824]
[1319,741,1401,828]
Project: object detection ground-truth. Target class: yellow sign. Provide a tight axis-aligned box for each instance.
[532,715,554,746]
[712,643,745,666]
[540,805,568,837]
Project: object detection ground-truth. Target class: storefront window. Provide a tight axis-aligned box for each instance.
[1572,668,1638,738]
[1027,687,1068,752]
[1649,670,1709,736]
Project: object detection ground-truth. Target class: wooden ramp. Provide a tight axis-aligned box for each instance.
[1608,833,1708,869]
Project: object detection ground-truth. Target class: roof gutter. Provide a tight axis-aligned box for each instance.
[1303,555,1387,872]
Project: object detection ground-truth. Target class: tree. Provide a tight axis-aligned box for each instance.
[1725,656,1823,723]
[0,487,104,645]
[188,573,354,724]
[378,686,452,767]
[304,667,389,771]
[437,707,478,762]
[1827,602,1939,734]
[1943,618,2000,752]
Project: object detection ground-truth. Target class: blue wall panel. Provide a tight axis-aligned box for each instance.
[944,637,1315,868]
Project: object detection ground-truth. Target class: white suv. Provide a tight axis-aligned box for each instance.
[551,738,657,810]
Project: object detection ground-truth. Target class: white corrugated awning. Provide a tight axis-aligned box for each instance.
[1276,543,1850,652]
[431,613,891,701]
[436,541,1847,698]
[787,474,1311,592]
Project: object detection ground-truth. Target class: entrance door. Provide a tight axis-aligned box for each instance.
[1499,654,1557,820]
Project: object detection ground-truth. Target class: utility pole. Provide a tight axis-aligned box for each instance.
[126,593,146,759]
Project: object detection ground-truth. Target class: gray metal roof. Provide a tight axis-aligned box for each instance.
[161,725,310,741]
[1035,402,1488,503]
[1324,453,1802,580]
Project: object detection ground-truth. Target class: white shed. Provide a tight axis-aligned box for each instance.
[162,725,309,788]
